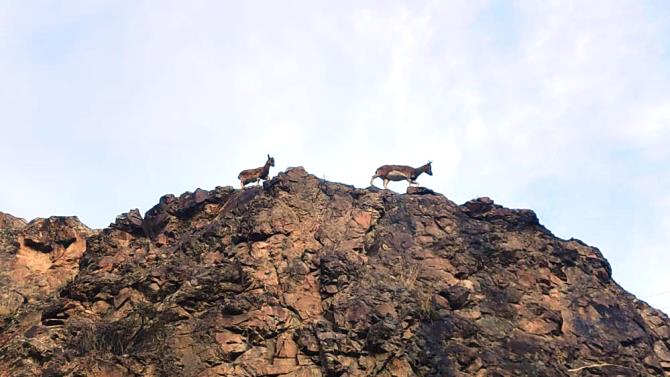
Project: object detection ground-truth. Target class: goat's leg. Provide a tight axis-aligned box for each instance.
[383,179,389,189]
[370,175,378,186]
[240,181,245,189]
[256,179,261,187]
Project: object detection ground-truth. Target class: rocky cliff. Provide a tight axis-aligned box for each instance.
[1,167,669,377]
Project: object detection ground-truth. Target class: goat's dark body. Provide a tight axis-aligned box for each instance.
[370,162,432,189]
[238,155,275,188]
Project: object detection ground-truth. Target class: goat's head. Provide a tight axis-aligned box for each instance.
[425,161,433,176]
[267,154,275,167]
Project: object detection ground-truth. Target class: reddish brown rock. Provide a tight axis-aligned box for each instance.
[0,216,93,320]
[0,211,27,229]
[1,167,670,376]
[215,330,248,355]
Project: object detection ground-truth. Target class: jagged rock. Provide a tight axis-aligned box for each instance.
[112,208,144,235]
[1,167,670,376]
[0,216,93,323]
[0,211,27,229]
[439,285,471,310]
[406,186,436,195]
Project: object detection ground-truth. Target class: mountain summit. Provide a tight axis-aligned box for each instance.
[1,167,669,376]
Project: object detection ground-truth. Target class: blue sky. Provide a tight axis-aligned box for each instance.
[1,1,669,312]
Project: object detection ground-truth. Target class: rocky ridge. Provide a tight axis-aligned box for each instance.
[0,167,669,376]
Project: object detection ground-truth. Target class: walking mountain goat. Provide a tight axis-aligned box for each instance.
[370,161,432,189]
[238,155,275,188]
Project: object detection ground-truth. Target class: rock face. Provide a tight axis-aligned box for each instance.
[0,213,93,320]
[1,168,669,376]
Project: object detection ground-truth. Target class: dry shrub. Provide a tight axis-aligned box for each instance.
[67,302,169,356]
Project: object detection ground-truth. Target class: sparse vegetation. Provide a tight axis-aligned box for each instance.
[418,294,440,321]
[66,302,169,356]
[399,257,419,289]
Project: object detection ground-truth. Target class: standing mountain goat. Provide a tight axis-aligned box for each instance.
[370,161,432,189]
[238,155,275,188]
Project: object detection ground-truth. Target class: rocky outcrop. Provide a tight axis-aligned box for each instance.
[0,168,669,376]
[0,214,93,320]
